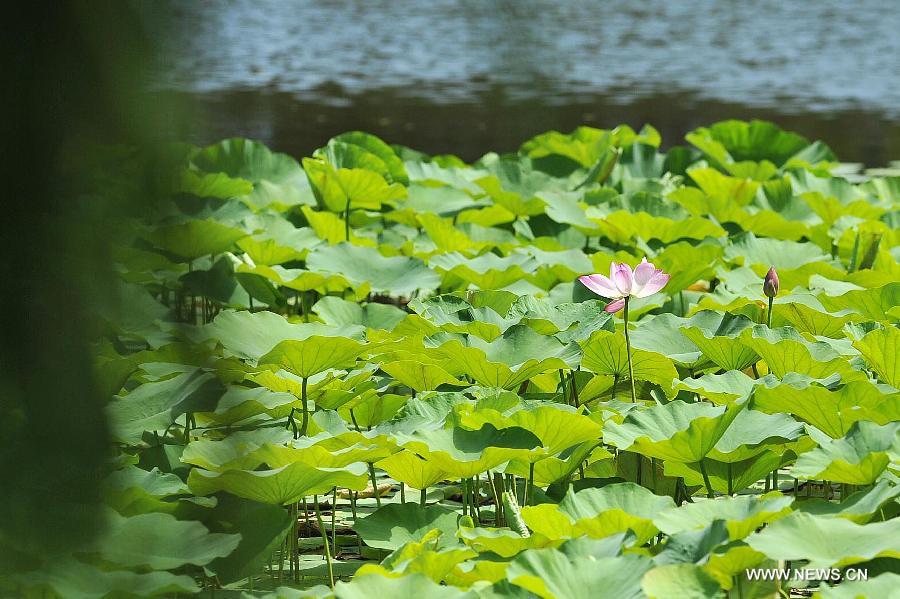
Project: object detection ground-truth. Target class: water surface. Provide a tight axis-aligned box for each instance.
[145,0,900,163]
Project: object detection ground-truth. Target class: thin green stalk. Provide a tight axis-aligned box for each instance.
[313,495,335,590]
[570,368,580,408]
[766,295,774,328]
[651,458,657,493]
[331,487,337,553]
[772,467,778,491]
[367,463,381,507]
[461,478,468,515]
[420,487,427,507]
[400,482,406,503]
[636,454,643,487]
[344,200,351,241]
[526,463,535,507]
[699,459,714,498]
[558,369,568,405]
[623,297,637,403]
[298,378,309,438]
[611,374,619,401]
[727,462,734,496]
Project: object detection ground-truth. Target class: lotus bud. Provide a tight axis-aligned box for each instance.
[763,266,779,298]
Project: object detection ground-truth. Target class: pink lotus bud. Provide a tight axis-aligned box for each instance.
[763,266,779,298]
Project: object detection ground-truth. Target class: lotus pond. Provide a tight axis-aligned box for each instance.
[15,120,900,598]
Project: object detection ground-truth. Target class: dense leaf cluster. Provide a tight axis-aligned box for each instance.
[12,121,900,598]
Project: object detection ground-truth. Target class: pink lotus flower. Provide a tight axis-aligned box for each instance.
[579,258,670,313]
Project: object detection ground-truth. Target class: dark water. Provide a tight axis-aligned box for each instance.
[144,0,900,164]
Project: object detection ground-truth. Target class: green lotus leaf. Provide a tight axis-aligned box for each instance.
[506,442,603,486]
[676,371,776,405]
[188,461,369,505]
[458,527,557,558]
[507,549,651,599]
[687,167,760,204]
[429,335,571,389]
[338,391,408,427]
[93,509,240,570]
[307,243,439,296]
[107,370,224,444]
[354,503,459,550]
[181,428,294,471]
[175,168,254,199]
[334,573,472,599]
[580,330,678,396]
[204,496,293,584]
[603,400,744,463]
[429,251,538,290]
[597,211,725,244]
[16,557,199,598]
[506,296,613,342]
[521,483,675,544]
[382,360,466,392]
[375,450,449,490]
[192,138,308,204]
[739,326,865,382]
[236,224,321,266]
[314,296,407,331]
[819,282,900,322]
[303,158,406,213]
[143,218,249,260]
[101,466,190,516]
[680,311,759,371]
[321,131,408,185]
[852,326,900,387]
[393,424,542,479]
[707,407,803,462]
[629,314,704,368]
[752,380,899,438]
[746,512,900,568]
[199,309,364,362]
[653,242,723,296]
[641,563,721,599]
[258,336,367,379]
[654,494,793,541]
[665,451,788,495]
[455,405,602,456]
[475,175,546,216]
[725,231,829,269]
[774,299,856,337]
[253,441,393,470]
[199,385,297,425]
[520,126,612,168]
[688,120,815,166]
[796,479,900,524]
[815,572,900,599]
[792,421,900,484]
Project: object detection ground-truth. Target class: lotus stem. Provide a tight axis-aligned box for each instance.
[400,481,406,503]
[461,478,468,515]
[623,297,637,403]
[727,462,734,496]
[636,453,643,487]
[766,295,774,328]
[331,487,337,552]
[368,463,381,507]
[420,487,427,507]
[570,368,580,408]
[344,200,351,241]
[699,459,714,498]
[313,494,335,590]
[298,377,309,438]
[611,373,618,400]
[526,462,535,507]
[772,467,778,491]
[558,369,568,405]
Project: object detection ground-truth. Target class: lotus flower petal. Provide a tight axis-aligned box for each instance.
[578,274,621,299]
[604,298,626,313]
[612,263,633,295]
[632,258,657,293]
[634,271,670,298]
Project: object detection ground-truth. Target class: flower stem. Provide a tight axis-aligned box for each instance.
[766,295,774,328]
[299,377,309,438]
[313,494,335,589]
[699,459,714,498]
[623,297,637,403]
